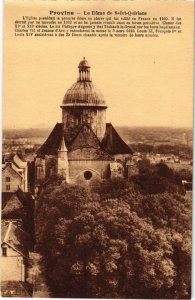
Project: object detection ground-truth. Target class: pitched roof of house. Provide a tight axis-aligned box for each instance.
[13,154,27,168]
[2,194,23,218]
[11,160,24,175]
[2,163,23,178]
[101,123,133,155]
[2,189,33,210]
[15,189,34,208]
[1,193,14,209]
[1,221,29,257]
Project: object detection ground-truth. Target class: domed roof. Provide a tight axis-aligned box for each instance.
[61,59,107,107]
[78,58,90,68]
[62,81,106,107]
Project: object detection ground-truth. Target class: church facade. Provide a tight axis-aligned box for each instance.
[35,58,132,184]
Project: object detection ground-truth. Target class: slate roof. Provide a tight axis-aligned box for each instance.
[2,163,23,178]
[78,57,90,68]
[69,123,113,161]
[62,59,106,108]
[37,123,63,156]
[13,154,27,168]
[37,122,132,157]
[2,189,35,250]
[69,123,101,151]
[2,221,29,258]
[101,123,133,155]
[1,193,14,209]
[2,189,33,211]
[62,81,106,107]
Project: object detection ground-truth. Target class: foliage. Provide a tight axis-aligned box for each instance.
[130,161,185,195]
[176,168,192,182]
[137,158,151,174]
[129,142,192,159]
[154,144,192,158]
[130,143,153,153]
[36,176,191,298]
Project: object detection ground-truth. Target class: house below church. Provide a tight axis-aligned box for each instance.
[1,220,32,297]
[1,220,28,282]
[2,154,28,192]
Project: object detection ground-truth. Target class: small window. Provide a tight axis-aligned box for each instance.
[6,185,10,191]
[37,165,43,180]
[84,171,92,180]
[6,177,10,182]
[2,247,7,256]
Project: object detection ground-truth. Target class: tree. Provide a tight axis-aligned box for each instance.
[129,162,185,195]
[36,177,191,299]
[176,168,192,182]
[137,158,151,174]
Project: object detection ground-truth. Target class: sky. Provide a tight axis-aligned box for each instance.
[3,0,194,129]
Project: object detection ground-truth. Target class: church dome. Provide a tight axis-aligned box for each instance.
[78,58,90,68]
[62,81,106,107]
[61,58,107,108]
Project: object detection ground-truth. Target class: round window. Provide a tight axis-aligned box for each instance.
[84,171,92,180]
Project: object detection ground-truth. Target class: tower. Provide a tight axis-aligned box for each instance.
[61,58,107,141]
[36,58,133,186]
[58,136,69,182]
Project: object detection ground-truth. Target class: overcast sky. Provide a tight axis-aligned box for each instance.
[3,0,194,129]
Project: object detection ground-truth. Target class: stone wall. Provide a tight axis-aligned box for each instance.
[68,160,111,184]
[62,107,106,141]
[2,167,23,192]
[35,155,58,181]
[1,247,25,281]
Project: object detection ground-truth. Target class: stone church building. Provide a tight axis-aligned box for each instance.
[35,58,132,184]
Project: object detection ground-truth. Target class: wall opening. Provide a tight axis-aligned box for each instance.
[84,171,92,180]
[2,247,7,256]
